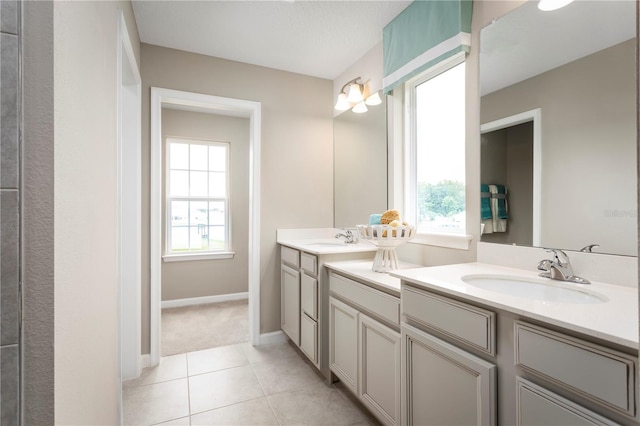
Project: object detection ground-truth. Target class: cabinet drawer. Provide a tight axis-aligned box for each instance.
[402,285,495,356]
[301,273,318,320]
[301,252,317,276]
[516,377,612,426]
[330,272,400,327]
[514,321,636,417]
[281,246,299,268]
[300,313,318,364]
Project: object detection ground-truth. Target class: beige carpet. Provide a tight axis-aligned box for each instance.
[161,299,249,356]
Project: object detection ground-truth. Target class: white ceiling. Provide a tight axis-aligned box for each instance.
[480,0,636,96]
[132,0,412,80]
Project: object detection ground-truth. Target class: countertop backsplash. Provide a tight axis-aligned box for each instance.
[478,242,637,288]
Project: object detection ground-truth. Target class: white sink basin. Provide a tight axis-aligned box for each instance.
[305,241,349,247]
[461,275,608,304]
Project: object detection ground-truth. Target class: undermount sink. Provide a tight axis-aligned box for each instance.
[305,241,349,247]
[461,274,608,304]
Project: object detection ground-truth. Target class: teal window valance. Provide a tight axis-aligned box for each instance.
[383,0,473,93]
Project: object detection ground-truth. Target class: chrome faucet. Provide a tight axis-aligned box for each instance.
[580,244,599,253]
[537,248,590,284]
[335,229,356,244]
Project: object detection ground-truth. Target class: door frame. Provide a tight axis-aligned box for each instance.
[117,10,142,382]
[149,87,262,366]
[480,108,541,246]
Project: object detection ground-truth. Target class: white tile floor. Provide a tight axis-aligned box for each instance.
[123,341,380,425]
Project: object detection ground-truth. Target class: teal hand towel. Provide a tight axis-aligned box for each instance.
[480,184,492,220]
[369,213,382,225]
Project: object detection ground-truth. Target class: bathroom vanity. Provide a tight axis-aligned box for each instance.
[323,259,638,425]
[277,229,376,382]
[325,260,412,426]
[392,263,638,426]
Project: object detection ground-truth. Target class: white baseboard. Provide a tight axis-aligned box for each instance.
[141,354,151,369]
[259,330,288,345]
[161,292,248,309]
[139,331,286,370]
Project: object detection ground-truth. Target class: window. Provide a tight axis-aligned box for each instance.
[405,57,468,243]
[165,138,231,258]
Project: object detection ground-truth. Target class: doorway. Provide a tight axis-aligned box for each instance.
[480,108,541,246]
[160,108,251,356]
[117,10,142,383]
[149,88,262,366]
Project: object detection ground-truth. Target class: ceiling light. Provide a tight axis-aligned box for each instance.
[352,102,368,113]
[365,92,382,106]
[538,0,574,11]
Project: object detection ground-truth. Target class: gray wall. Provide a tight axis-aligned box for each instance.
[481,122,533,246]
[1,1,21,423]
[161,109,250,301]
[141,43,334,353]
[481,39,636,255]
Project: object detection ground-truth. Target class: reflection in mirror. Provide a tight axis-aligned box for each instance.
[480,0,637,256]
[334,91,388,228]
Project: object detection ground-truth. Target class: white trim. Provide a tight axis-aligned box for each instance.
[258,330,288,345]
[150,88,262,366]
[403,54,468,236]
[162,252,235,262]
[161,292,248,309]
[383,32,471,91]
[117,9,142,387]
[409,232,473,250]
[480,108,542,246]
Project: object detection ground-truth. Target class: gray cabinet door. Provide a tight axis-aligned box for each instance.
[359,313,401,426]
[281,264,300,345]
[516,377,612,425]
[329,296,359,394]
[300,313,318,364]
[402,323,497,426]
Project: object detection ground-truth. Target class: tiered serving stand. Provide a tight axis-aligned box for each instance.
[355,224,416,272]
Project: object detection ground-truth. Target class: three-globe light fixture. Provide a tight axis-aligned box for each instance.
[334,77,382,113]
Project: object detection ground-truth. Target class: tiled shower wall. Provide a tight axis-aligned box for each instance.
[0,1,20,424]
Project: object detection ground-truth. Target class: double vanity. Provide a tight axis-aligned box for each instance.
[278,229,638,426]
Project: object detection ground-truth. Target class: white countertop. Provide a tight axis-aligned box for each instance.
[278,238,378,255]
[390,262,638,350]
[277,228,378,255]
[324,260,421,297]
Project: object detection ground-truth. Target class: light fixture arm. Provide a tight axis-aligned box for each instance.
[339,77,363,94]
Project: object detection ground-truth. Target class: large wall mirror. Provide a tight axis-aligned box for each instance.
[334,91,388,228]
[479,0,637,256]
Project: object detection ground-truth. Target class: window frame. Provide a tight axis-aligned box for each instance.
[163,137,234,261]
[401,52,473,250]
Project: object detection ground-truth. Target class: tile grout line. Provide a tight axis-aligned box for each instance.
[187,344,267,419]
[242,344,283,426]
[185,353,193,425]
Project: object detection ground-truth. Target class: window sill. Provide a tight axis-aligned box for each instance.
[408,232,473,250]
[163,252,236,262]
